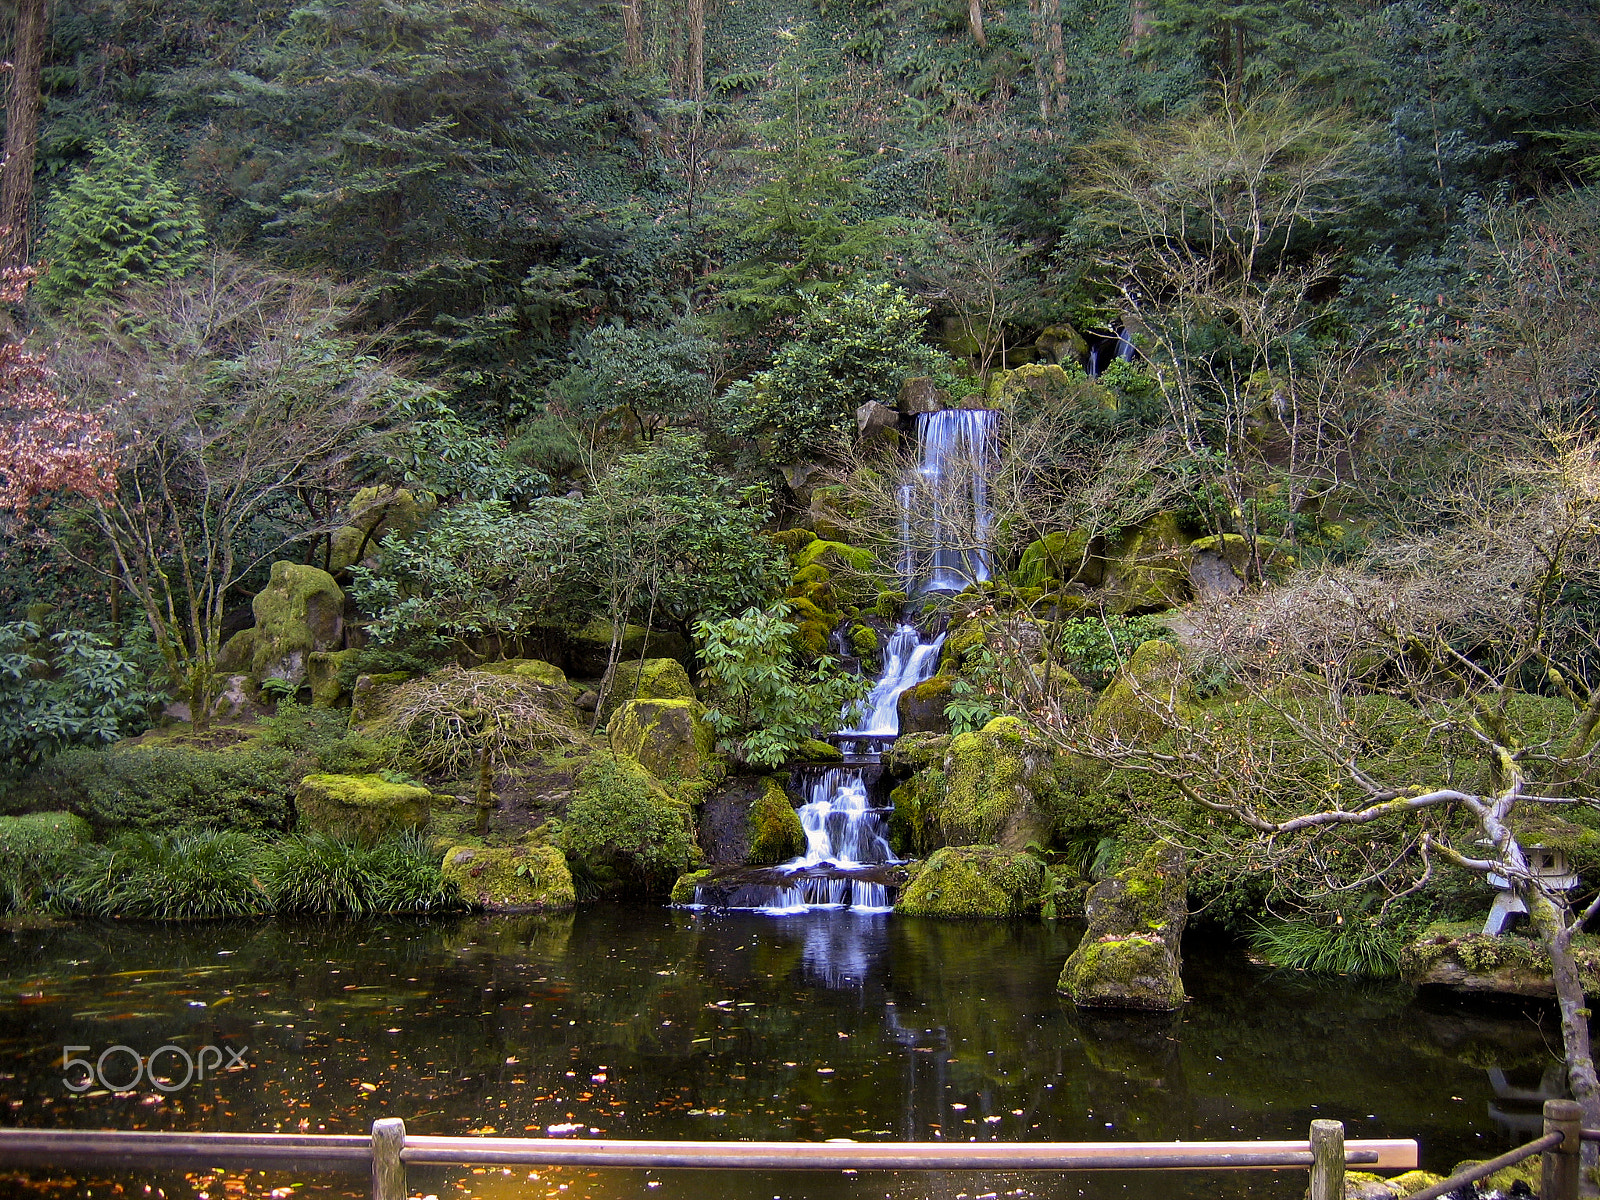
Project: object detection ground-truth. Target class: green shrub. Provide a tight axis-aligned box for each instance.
[37,135,206,310]
[0,623,155,773]
[55,830,270,920]
[256,701,391,775]
[563,755,694,895]
[25,744,296,835]
[263,832,462,915]
[0,812,90,911]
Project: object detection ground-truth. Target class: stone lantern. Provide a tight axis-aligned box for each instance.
[1481,843,1578,935]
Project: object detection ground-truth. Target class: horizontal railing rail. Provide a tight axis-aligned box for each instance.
[0,1121,1418,1200]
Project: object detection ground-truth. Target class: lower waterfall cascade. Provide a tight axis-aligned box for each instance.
[693,409,986,913]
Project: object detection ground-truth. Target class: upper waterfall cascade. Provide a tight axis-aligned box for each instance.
[901,409,998,594]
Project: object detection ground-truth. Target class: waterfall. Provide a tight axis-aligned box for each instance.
[845,625,947,735]
[899,410,997,594]
[1116,325,1136,361]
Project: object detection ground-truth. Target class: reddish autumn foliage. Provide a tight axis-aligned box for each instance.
[0,262,118,512]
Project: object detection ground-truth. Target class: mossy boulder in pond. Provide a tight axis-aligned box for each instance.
[670,869,713,904]
[219,561,346,688]
[296,773,432,842]
[563,754,696,895]
[1401,922,1600,999]
[598,658,695,725]
[1059,842,1188,1011]
[568,619,689,676]
[1342,1171,1448,1199]
[608,698,716,782]
[748,778,805,864]
[442,843,574,911]
[894,845,1047,918]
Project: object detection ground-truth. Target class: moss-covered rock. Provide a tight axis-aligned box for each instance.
[350,672,412,726]
[794,738,844,762]
[894,845,1047,917]
[307,649,357,708]
[1016,529,1101,588]
[897,672,954,736]
[1401,922,1600,999]
[1033,323,1089,365]
[568,620,689,676]
[1102,513,1193,612]
[477,658,570,689]
[1189,532,1296,579]
[769,528,818,555]
[792,538,875,576]
[1059,842,1188,1011]
[296,773,431,842]
[563,754,696,895]
[328,487,436,574]
[748,778,805,864]
[1339,1170,1446,1198]
[599,657,695,726]
[441,843,574,911]
[1090,640,1191,745]
[608,698,717,783]
[222,561,346,688]
[670,869,712,904]
[926,716,1054,851]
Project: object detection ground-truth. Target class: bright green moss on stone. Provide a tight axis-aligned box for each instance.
[931,716,1053,850]
[477,658,570,689]
[307,649,358,708]
[1090,640,1192,745]
[442,843,574,911]
[769,528,818,555]
[296,773,431,842]
[1059,841,1188,1010]
[563,754,696,895]
[608,698,717,783]
[670,869,713,904]
[1058,935,1184,1011]
[222,561,345,687]
[598,658,694,725]
[748,778,805,864]
[894,845,1047,918]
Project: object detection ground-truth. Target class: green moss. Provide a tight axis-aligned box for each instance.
[1189,532,1296,578]
[1016,529,1098,588]
[441,843,574,911]
[928,716,1052,850]
[748,779,805,864]
[1090,640,1192,744]
[792,539,875,575]
[570,620,689,670]
[1057,934,1185,1010]
[910,674,955,702]
[796,620,830,657]
[328,488,435,572]
[849,623,879,656]
[1386,1171,1447,1196]
[295,773,432,843]
[670,869,712,904]
[563,754,695,895]
[478,658,570,688]
[599,658,694,725]
[769,528,818,555]
[307,649,357,708]
[796,738,844,762]
[894,845,1047,917]
[237,561,346,687]
[350,671,412,726]
[1102,514,1193,613]
[608,698,717,783]
[793,563,829,586]
[875,590,908,619]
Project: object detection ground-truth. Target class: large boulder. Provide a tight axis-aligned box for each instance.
[608,698,717,783]
[219,561,345,688]
[296,773,431,842]
[598,658,695,726]
[1015,529,1102,588]
[748,777,805,864]
[1090,640,1190,745]
[1101,513,1194,612]
[856,400,901,446]
[568,619,689,677]
[1058,842,1188,1011]
[897,376,948,415]
[328,486,436,574]
[697,775,805,866]
[1033,323,1088,366]
[894,845,1047,918]
[441,843,575,912]
[307,649,357,708]
[896,673,954,736]
[933,717,1053,850]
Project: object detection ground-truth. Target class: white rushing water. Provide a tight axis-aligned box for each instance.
[901,409,997,594]
[844,624,947,736]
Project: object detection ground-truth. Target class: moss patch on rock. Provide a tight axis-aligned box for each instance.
[563,754,696,895]
[894,845,1047,917]
[670,869,713,903]
[1059,842,1188,1011]
[748,778,805,864]
[1016,529,1101,589]
[307,649,357,708]
[1058,934,1185,1011]
[914,716,1054,852]
[1090,640,1192,745]
[599,658,695,726]
[441,843,574,911]
[608,698,717,783]
[478,658,570,689]
[569,620,689,676]
[1401,922,1600,999]
[1102,513,1193,613]
[231,561,346,688]
[296,773,432,842]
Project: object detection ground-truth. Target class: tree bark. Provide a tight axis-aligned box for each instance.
[686,0,704,98]
[1,0,47,266]
[1529,890,1600,1183]
[1027,0,1050,120]
[621,0,644,69]
[968,0,986,48]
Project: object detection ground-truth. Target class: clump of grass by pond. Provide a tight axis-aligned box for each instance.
[0,812,92,911]
[1249,918,1407,978]
[55,829,271,920]
[42,829,463,920]
[261,832,463,915]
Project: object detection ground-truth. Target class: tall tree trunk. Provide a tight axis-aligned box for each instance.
[968,0,986,47]
[1530,891,1600,1182]
[621,0,644,68]
[1044,0,1067,120]
[686,0,704,99]
[1,0,47,266]
[1027,0,1050,120]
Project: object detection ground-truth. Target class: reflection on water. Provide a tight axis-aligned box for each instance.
[0,906,1565,1200]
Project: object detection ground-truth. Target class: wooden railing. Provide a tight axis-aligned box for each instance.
[0,1120,1419,1199]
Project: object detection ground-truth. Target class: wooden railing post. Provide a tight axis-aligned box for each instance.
[1308,1119,1345,1200]
[1542,1098,1582,1200]
[372,1117,407,1200]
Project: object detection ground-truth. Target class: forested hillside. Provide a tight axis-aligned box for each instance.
[5,0,1600,1097]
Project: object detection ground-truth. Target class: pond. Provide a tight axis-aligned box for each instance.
[0,905,1563,1200]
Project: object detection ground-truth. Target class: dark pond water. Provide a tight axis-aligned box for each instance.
[0,905,1567,1200]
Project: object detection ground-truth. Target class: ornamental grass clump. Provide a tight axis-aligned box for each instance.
[263,831,462,915]
[55,830,270,920]
[1249,918,1407,978]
